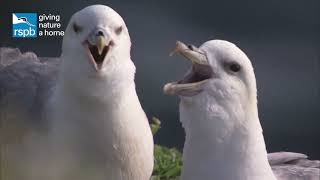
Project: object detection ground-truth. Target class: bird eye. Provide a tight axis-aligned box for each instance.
[229,63,241,72]
[115,26,123,35]
[73,23,82,33]
[187,44,194,50]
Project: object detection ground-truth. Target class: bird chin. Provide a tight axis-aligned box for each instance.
[83,42,110,72]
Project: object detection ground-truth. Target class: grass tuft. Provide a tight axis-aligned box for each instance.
[151,117,182,180]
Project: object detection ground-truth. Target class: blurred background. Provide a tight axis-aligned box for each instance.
[1,0,319,158]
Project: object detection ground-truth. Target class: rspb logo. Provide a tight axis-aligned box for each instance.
[12,13,37,38]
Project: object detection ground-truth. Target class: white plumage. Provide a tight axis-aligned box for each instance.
[1,5,153,180]
[164,40,319,180]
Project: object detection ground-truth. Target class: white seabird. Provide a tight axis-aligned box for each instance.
[12,13,35,26]
[164,40,320,180]
[1,5,153,180]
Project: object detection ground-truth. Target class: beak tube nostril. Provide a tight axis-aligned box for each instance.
[97,30,104,37]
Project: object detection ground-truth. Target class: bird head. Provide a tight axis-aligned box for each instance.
[18,17,27,22]
[164,40,258,121]
[60,5,135,98]
[62,5,133,78]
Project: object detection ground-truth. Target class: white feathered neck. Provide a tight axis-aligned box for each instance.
[180,91,277,180]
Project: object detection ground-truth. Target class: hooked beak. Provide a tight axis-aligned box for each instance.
[164,41,212,96]
[96,35,107,55]
[169,41,208,65]
[84,29,113,71]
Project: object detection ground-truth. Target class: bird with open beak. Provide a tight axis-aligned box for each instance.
[48,5,154,180]
[164,41,212,97]
[164,40,319,180]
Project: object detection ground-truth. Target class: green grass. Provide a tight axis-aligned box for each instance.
[151,117,182,180]
[151,145,182,180]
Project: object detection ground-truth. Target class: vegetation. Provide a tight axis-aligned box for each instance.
[151,117,182,180]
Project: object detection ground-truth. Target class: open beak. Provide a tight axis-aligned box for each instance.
[163,41,212,96]
[84,31,111,71]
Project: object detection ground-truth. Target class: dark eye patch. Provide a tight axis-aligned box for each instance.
[229,63,241,72]
[115,26,123,35]
[73,23,82,33]
[187,44,194,50]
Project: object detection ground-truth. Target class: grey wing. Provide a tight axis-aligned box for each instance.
[268,152,320,180]
[0,47,60,144]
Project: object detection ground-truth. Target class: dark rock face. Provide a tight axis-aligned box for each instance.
[0,47,60,144]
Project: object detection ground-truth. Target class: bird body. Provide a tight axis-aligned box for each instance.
[1,5,153,180]
[164,40,319,180]
[47,5,154,180]
[48,77,153,180]
[179,92,276,180]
